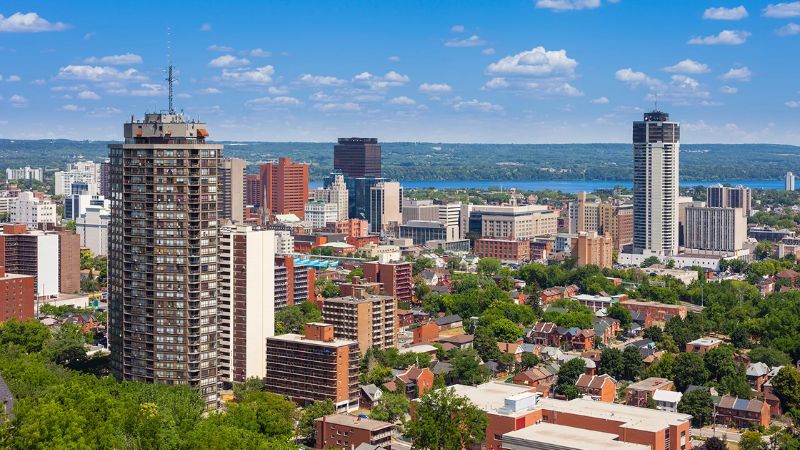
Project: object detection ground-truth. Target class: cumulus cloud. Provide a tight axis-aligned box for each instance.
[268,86,289,95]
[482,48,496,55]
[77,90,101,100]
[9,94,28,107]
[445,35,486,47]
[313,102,361,112]
[549,82,583,96]
[209,55,250,68]
[688,30,750,45]
[763,2,800,18]
[487,47,577,77]
[615,68,656,86]
[0,12,69,32]
[299,74,347,86]
[245,96,302,109]
[663,59,710,74]
[200,87,222,94]
[591,96,609,104]
[419,83,452,94]
[721,66,752,81]
[84,53,143,65]
[249,48,271,58]
[5,75,21,82]
[220,66,275,84]
[87,107,122,117]
[57,65,145,82]
[776,22,800,35]
[60,104,85,112]
[451,24,465,32]
[534,0,601,11]
[389,96,416,105]
[453,99,503,113]
[786,100,800,108]
[388,55,400,62]
[720,85,738,94]
[353,71,410,90]
[703,6,748,20]
[208,44,234,52]
[483,77,510,90]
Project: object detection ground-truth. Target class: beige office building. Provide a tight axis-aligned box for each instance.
[219,157,246,223]
[322,294,398,354]
[684,207,746,253]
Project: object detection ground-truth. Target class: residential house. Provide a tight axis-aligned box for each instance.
[626,378,674,407]
[497,342,524,362]
[653,389,683,413]
[434,314,463,330]
[776,269,800,287]
[575,373,617,403]
[592,316,620,345]
[391,366,434,399]
[714,395,771,428]
[412,321,440,344]
[360,384,383,410]
[437,334,474,350]
[685,337,722,354]
[528,322,558,347]
[315,414,394,450]
[746,362,770,392]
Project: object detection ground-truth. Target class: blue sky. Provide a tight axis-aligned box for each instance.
[1,0,799,143]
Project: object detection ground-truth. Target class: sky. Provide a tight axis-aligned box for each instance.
[1,0,799,144]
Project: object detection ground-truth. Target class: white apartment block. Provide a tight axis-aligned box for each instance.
[11,191,57,229]
[274,230,295,255]
[6,166,43,182]
[76,205,110,256]
[313,173,349,221]
[54,161,101,196]
[477,204,558,239]
[218,226,276,384]
[684,207,747,253]
[305,200,339,229]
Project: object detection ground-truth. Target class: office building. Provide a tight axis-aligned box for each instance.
[219,157,246,224]
[305,200,339,229]
[312,172,348,221]
[334,137,381,178]
[0,224,60,297]
[54,161,101,196]
[322,294,398,354]
[474,238,531,262]
[5,166,43,182]
[574,231,613,269]
[108,109,222,407]
[786,172,795,191]
[265,323,360,412]
[100,161,111,198]
[707,184,752,217]
[274,230,295,255]
[11,191,57,229]
[568,192,600,234]
[64,187,108,221]
[468,204,558,239]
[439,201,462,238]
[76,205,110,256]
[314,414,394,450]
[0,191,17,220]
[684,207,746,253]
[402,199,439,223]
[58,230,81,294]
[274,255,315,309]
[599,202,633,250]
[260,157,309,219]
[399,220,459,245]
[633,111,680,256]
[334,218,369,238]
[218,226,275,384]
[244,173,260,208]
[0,235,35,322]
[362,261,412,304]
[369,181,403,234]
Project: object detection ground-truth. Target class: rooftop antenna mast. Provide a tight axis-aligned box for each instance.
[654,91,659,112]
[166,27,175,114]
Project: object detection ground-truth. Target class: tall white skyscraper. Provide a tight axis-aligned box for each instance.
[785,172,795,191]
[633,111,680,256]
[54,161,102,196]
[369,181,403,234]
[312,172,349,221]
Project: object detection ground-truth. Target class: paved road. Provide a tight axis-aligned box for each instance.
[692,426,742,443]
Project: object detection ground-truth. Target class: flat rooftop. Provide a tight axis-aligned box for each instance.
[626,377,673,391]
[502,422,650,450]
[316,414,393,432]
[687,337,721,346]
[537,397,692,432]
[451,382,534,412]
[267,333,356,348]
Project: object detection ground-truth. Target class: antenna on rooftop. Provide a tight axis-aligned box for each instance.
[166,27,175,114]
[654,92,659,112]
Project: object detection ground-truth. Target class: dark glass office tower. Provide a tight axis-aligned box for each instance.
[333,138,381,178]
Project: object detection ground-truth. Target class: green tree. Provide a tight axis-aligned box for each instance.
[701,437,728,450]
[364,365,394,385]
[233,377,264,402]
[0,319,51,353]
[608,304,632,328]
[225,391,296,441]
[748,346,792,367]
[703,347,737,383]
[298,399,336,445]
[487,318,523,343]
[521,352,540,370]
[642,352,675,380]
[755,241,775,260]
[555,358,586,397]
[405,387,488,450]
[771,366,800,414]
[275,302,322,334]
[621,346,643,381]
[315,278,340,298]
[740,431,767,450]
[673,352,709,392]
[370,392,410,423]
[643,326,663,342]
[448,349,490,386]
[640,256,661,268]
[42,323,87,368]
[412,257,435,276]
[477,258,502,277]
[599,347,624,380]
[678,389,714,426]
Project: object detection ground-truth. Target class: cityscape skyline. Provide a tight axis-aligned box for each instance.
[1,1,800,144]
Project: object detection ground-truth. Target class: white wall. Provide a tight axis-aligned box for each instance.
[245,229,275,380]
[37,234,60,297]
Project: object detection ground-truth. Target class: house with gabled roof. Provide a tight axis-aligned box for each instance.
[575,373,617,402]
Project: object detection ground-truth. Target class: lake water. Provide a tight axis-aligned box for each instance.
[310,179,786,193]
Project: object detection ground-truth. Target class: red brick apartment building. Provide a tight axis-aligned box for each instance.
[474,237,530,262]
[362,261,412,304]
[0,235,34,321]
[259,157,309,219]
[315,414,394,449]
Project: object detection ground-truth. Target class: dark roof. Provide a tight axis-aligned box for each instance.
[431,361,452,375]
[435,314,462,326]
[627,338,654,349]
[438,334,474,345]
[360,384,381,401]
[0,373,15,420]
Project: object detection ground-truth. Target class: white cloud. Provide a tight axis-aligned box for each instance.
[353,71,410,90]
[208,44,233,52]
[310,91,338,102]
[200,23,212,32]
[220,66,274,84]
[721,66,752,81]
[419,82,452,94]
[200,87,222,94]
[84,53,143,65]
[777,22,800,35]
[483,77,510,90]
[0,12,69,32]
[453,99,503,113]
[87,107,122,117]
[268,86,289,95]
[763,2,800,18]
[313,102,361,112]
[688,30,750,45]
[703,6,748,20]
[6,75,21,82]
[127,83,166,97]
[60,104,85,112]
[389,96,416,105]
[451,24,465,33]
[57,65,145,82]
[249,48,271,58]
[663,59,710,74]
[615,68,660,87]
[445,35,486,47]
[387,55,400,62]
[9,94,28,107]
[77,90,101,100]
[482,48,496,55]
[534,0,601,11]
[209,55,250,68]
[786,100,800,108]
[591,96,609,104]
[549,82,583,96]
[487,47,578,77]
[299,74,347,86]
[31,79,45,85]
[245,96,302,109]
[719,85,738,94]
